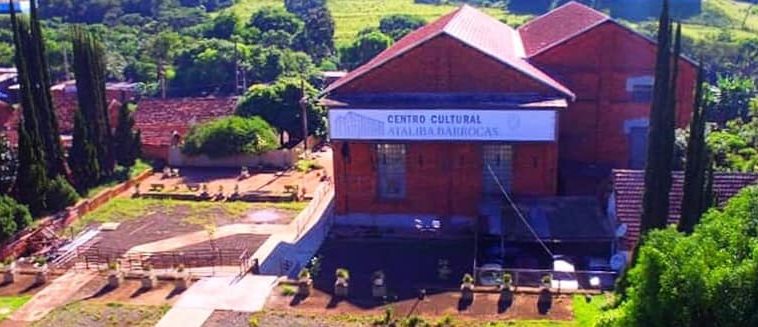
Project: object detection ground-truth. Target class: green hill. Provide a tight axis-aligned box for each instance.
[222,0,757,46]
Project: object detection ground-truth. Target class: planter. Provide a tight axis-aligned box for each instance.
[297,278,312,297]
[174,272,190,291]
[537,287,553,311]
[34,265,48,285]
[141,273,157,289]
[499,285,513,303]
[334,278,349,297]
[108,271,124,288]
[372,284,387,298]
[460,283,474,302]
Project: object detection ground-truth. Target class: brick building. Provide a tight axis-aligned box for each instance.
[323,2,697,239]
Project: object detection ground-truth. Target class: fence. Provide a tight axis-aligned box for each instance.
[295,180,334,238]
[472,266,618,292]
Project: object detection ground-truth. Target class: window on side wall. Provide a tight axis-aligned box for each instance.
[626,76,654,102]
[376,144,406,199]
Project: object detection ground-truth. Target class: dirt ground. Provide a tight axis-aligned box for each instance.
[69,276,183,306]
[0,274,56,298]
[267,287,573,321]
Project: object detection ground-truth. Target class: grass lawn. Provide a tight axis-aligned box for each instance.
[572,294,611,327]
[0,295,31,321]
[222,0,528,47]
[31,302,169,327]
[69,198,308,235]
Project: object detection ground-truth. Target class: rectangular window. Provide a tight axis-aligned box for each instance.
[482,144,512,196]
[631,84,653,102]
[376,144,406,199]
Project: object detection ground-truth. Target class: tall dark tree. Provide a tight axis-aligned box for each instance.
[639,0,679,234]
[678,63,708,233]
[113,101,140,167]
[68,110,100,193]
[14,124,48,216]
[71,25,114,179]
[287,0,335,62]
[0,133,17,195]
[9,0,67,178]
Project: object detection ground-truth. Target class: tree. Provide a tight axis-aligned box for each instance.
[113,101,141,167]
[0,133,17,195]
[678,63,709,234]
[13,124,48,216]
[147,31,180,99]
[181,116,278,158]
[706,76,756,125]
[284,0,326,17]
[248,7,303,36]
[68,109,100,193]
[207,11,238,39]
[0,195,32,242]
[639,1,679,234]
[10,0,67,179]
[293,4,335,62]
[71,25,114,179]
[236,78,326,146]
[340,31,393,70]
[379,14,426,40]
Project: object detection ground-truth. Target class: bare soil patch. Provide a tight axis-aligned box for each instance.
[70,276,182,306]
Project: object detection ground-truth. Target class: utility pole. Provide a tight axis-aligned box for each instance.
[299,79,308,152]
[62,47,71,81]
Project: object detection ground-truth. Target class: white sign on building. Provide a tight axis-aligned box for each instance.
[329,109,556,141]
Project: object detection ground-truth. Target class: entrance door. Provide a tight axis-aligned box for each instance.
[628,127,648,169]
[482,144,512,197]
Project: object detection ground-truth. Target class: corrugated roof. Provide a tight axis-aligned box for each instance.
[324,5,575,99]
[612,170,758,248]
[518,2,609,57]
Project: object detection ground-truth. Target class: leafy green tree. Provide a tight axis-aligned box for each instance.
[284,0,326,17]
[207,11,238,39]
[0,195,32,242]
[249,7,303,36]
[600,186,758,327]
[236,78,326,145]
[113,101,141,167]
[379,14,426,40]
[181,116,278,158]
[293,4,335,62]
[71,25,114,179]
[68,110,100,193]
[45,175,79,212]
[706,75,756,125]
[340,30,393,70]
[147,31,180,98]
[0,133,17,195]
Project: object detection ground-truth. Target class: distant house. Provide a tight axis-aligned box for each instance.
[610,170,758,247]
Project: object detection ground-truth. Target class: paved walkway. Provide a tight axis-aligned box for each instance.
[155,275,278,327]
[8,271,97,323]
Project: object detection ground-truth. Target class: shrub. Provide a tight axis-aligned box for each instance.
[182,116,278,158]
[45,176,79,212]
[0,196,32,242]
[298,268,311,280]
[280,285,296,296]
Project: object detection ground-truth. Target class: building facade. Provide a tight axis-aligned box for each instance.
[323,2,697,224]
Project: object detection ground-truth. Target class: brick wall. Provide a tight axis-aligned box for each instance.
[333,141,556,216]
[530,22,697,169]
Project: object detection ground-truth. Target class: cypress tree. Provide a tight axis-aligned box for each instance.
[113,101,140,167]
[9,0,66,178]
[68,110,100,193]
[639,0,678,234]
[14,124,48,216]
[71,26,114,179]
[678,62,708,234]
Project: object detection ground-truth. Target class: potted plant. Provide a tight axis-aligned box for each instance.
[334,268,349,297]
[33,256,48,285]
[174,264,190,291]
[107,261,123,288]
[499,272,513,303]
[297,268,312,297]
[0,257,16,284]
[460,273,474,302]
[372,270,387,298]
[538,274,553,309]
[141,263,157,289]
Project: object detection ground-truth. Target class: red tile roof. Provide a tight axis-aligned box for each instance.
[518,2,609,57]
[324,5,575,99]
[134,97,236,146]
[612,170,758,248]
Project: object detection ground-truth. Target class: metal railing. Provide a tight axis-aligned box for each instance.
[473,266,618,292]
